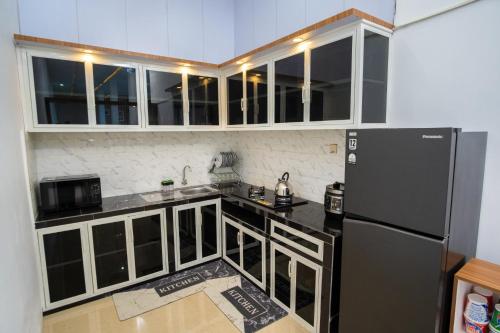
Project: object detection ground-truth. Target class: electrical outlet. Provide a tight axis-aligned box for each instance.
[329,144,338,154]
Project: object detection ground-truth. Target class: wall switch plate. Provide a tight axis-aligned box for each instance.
[329,144,338,154]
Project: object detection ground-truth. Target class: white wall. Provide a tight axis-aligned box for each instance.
[31,130,345,203]
[17,0,235,63]
[0,0,42,331]
[233,0,395,56]
[389,0,500,263]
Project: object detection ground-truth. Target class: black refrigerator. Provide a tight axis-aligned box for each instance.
[338,128,487,333]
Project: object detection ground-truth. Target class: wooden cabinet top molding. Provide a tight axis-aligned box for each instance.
[14,8,393,70]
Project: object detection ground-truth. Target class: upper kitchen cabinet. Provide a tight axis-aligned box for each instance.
[309,35,354,124]
[225,64,270,127]
[17,13,392,132]
[30,56,89,126]
[93,62,140,127]
[144,67,184,127]
[274,52,306,124]
[360,28,390,124]
[187,74,220,126]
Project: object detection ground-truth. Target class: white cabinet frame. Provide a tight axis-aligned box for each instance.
[89,57,143,130]
[173,198,221,271]
[354,22,392,129]
[24,50,94,130]
[88,208,167,295]
[270,219,324,261]
[127,209,169,283]
[18,20,391,133]
[140,64,186,130]
[37,222,93,310]
[223,61,272,129]
[222,215,267,290]
[270,241,322,333]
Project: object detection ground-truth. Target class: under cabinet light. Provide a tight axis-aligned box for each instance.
[292,37,304,43]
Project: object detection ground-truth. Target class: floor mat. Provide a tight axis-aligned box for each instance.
[112,260,287,333]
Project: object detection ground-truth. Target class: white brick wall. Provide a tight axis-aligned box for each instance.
[31,130,345,203]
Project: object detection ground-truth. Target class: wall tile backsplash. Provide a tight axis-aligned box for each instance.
[31,130,345,203]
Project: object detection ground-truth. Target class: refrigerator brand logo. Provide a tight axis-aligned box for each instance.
[422,135,444,139]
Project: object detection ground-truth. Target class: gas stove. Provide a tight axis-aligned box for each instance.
[231,183,308,210]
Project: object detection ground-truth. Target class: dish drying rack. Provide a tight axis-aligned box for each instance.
[209,151,241,186]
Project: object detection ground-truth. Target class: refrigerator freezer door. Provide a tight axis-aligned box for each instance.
[345,128,456,237]
[339,219,448,333]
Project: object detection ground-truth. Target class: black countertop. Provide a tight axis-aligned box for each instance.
[35,183,343,238]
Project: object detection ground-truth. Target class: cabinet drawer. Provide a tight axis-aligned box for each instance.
[270,220,324,261]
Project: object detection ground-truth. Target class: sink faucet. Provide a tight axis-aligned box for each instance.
[182,165,192,185]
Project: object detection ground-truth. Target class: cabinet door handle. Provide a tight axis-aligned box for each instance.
[237,231,241,246]
[302,86,306,104]
[288,260,292,277]
[241,98,245,112]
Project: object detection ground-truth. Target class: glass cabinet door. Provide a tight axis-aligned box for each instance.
[224,220,240,267]
[32,57,89,125]
[177,207,198,266]
[246,65,268,125]
[41,228,88,304]
[274,53,305,124]
[362,30,389,124]
[131,213,164,279]
[91,220,129,289]
[310,37,353,122]
[227,72,244,125]
[242,231,264,285]
[200,204,218,258]
[272,247,292,309]
[146,70,183,126]
[93,64,138,126]
[188,75,219,125]
[294,260,319,328]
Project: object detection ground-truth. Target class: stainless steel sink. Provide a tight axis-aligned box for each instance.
[179,187,215,195]
[140,192,176,203]
[140,186,216,203]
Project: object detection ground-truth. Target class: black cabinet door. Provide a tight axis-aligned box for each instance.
[201,204,218,258]
[242,232,264,285]
[42,228,87,303]
[32,57,88,125]
[310,37,352,122]
[227,72,244,125]
[146,69,184,126]
[274,52,305,123]
[188,75,219,125]
[91,220,129,289]
[361,30,389,124]
[132,213,164,279]
[294,260,318,328]
[224,220,240,266]
[273,248,292,309]
[93,64,138,126]
[246,65,268,125]
[177,208,198,265]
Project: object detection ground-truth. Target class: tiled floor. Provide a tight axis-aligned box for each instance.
[43,292,309,333]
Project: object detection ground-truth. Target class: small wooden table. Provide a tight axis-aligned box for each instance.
[450,258,500,333]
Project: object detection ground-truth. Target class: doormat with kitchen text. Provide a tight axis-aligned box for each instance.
[112,260,287,333]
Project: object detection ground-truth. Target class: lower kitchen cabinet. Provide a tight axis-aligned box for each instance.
[271,241,322,333]
[130,210,167,280]
[88,209,168,294]
[37,223,92,309]
[89,217,131,292]
[173,199,221,270]
[222,216,266,290]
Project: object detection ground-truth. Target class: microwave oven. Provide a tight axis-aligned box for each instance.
[39,174,102,213]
